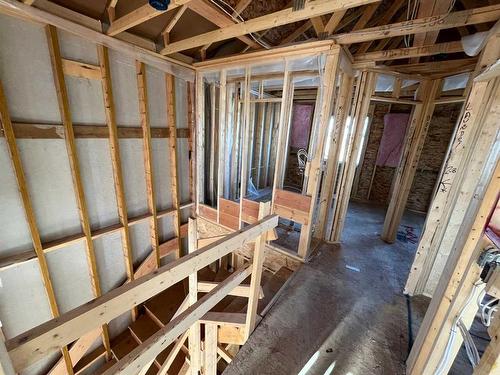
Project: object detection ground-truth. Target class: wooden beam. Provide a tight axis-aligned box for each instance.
[244,202,270,338]
[351,2,380,31]
[5,215,278,371]
[97,45,137,322]
[45,24,112,361]
[410,0,455,63]
[233,0,253,16]
[354,0,404,54]
[162,4,187,35]
[166,73,183,259]
[197,282,263,298]
[355,41,464,62]
[103,265,253,375]
[61,59,101,80]
[204,323,218,375]
[279,20,312,45]
[370,96,420,105]
[0,79,74,375]
[324,10,347,35]
[107,1,189,36]
[334,4,500,45]
[0,0,194,81]
[186,0,260,49]
[311,16,325,37]
[2,122,189,139]
[298,48,340,256]
[161,0,378,54]
[187,219,201,374]
[136,61,161,268]
[381,80,441,243]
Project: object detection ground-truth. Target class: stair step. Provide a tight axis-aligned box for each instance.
[111,330,138,360]
[94,358,117,375]
[156,342,188,374]
[74,345,106,374]
[144,281,186,326]
[129,314,160,343]
[258,266,293,315]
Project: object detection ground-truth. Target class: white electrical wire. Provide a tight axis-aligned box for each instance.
[457,318,480,367]
[208,0,272,49]
[434,279,485,375]
[480,297,499,327]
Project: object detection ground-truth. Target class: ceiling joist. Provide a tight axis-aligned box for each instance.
[161,0,378,55]
[355,41,464,62]
[334,4,500,45]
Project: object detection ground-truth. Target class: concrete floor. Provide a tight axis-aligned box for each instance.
[224,201,430,375]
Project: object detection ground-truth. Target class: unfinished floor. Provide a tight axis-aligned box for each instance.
[224,201,491,374]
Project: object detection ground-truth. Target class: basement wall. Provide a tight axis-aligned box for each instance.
[0,14,190,375]
[353,102,462,213]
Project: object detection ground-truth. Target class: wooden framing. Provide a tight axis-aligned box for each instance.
[166,73,183,259]
[6,215,278,372]
[329,71,377,242]
[187,218,201,374]
[405,37,500,296]
[0,0,194,81]
[45,24,113,361]
[381,79,442,243]
[315,69,355,240]
[136,61,161,268]
[161,0,377,55]
[0,80,74,374]
[334,5,500,45]
[97,45,136,300]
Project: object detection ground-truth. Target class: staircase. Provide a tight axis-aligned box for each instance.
[89,266,294,375]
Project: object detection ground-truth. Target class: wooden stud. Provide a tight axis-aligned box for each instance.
[187,218,201,374]
[204,323,218,375]
[330,71,377,242]
[166,73,183,259]
[136,61,161,267]
[195,72,205,213]
[381,79,441,243]
[45,24,112,361]
[187,82,196,216]
[244,201,270,338]
[298,48,340,257]
[217,71,228,224]
[238,68,252,229]
[316,71,354,240]
[97,46,136,307]
[0,79,74,375]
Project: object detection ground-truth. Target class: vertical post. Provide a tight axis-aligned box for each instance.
[298,48,340,257]
[238,68,251,229]
[270,66,292,207]
[380,79,441,243]
[166,73,183,259]
[217,70,227,222]
[0,79,74,374]
[188,218,201,374]
[195,71,205,214]
[244,201,270,339]
[329,71,376,242]
[188,82,196,217]
[204,323,218,375]
[46,25,111,361]
[230,83,241,200]
[97,46,137,319]
[315,71,354,240]
[407,158,499,375]
[261,103,273,188]
[136,61,160,267]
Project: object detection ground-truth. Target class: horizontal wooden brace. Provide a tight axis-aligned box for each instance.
[371,95,421,105]
[61,59,101,80]
[1,122,190,139]
[6,214,278,371]
[197,282,264,299]
[199,312,247,327]
[0,204,194,270]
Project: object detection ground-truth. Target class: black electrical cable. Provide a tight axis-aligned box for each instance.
[405,293,414,359]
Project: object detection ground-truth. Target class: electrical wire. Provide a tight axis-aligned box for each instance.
[435,279,485,375]
[208,0,272,49]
